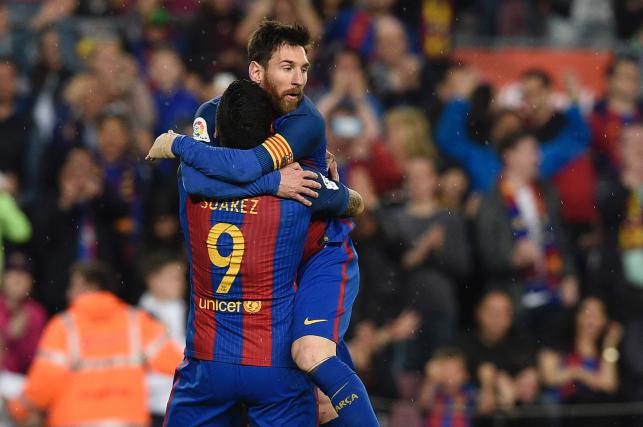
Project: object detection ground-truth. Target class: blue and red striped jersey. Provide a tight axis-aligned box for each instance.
[178,96,350,367]
[179,171,348,367]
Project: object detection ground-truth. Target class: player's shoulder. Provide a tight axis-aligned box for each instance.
[193,97,220,143]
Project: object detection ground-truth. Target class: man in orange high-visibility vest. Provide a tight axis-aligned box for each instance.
[8,261,183,427]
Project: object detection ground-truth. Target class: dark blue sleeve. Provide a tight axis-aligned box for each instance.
[180,162,280,199]
[251,111,325,173]
[539,105,591,178]
[172,135,264,183]
[308,172,349,216]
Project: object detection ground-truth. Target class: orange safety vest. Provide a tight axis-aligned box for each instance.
[9,291,183,427]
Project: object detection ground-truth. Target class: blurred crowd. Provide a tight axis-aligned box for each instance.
[0,0,642,426]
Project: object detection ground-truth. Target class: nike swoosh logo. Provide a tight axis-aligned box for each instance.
[303,318,328,325]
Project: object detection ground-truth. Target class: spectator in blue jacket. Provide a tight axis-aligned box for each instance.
[435,67,590,194]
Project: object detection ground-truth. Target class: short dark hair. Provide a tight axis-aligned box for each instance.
[247,20,311,67]
[140,251,183,281]
[521,68,552,88]
[216,79,277,149]
[495,130,536,158]
[70,261,118,293]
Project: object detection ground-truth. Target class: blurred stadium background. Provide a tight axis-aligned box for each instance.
[0,0,642,426]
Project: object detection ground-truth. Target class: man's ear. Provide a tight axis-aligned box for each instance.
[249,61,264,85]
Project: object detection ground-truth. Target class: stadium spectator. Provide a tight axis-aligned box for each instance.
[95,111,147,298]
[29,0,77,31]
[519,69,596,228]
[348,311,420,398]
[369,15,424,108]
[0,251,46,375]
[322,102,396,194]
[475,131,579,346]
[456,290,539,408]
[183,0,245,81]
[148,48,199,136]
[138,252,186,345]
[138,252,186,426]
[377,156,471,367]
[316,48,382,128]
[26,28,72,197]
[418,347,496,426]
[88,39,155,130]
[7,260,183,427]
[539,296,622,426]
[34,147,127,313]
[595,123,643,321]
[590,56,642,176]
[236,0,322,45]
[0,58,32,196]
[324,0,403,58]
[435,66,590,194]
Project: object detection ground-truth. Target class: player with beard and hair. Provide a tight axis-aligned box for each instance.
[149,21,378,427]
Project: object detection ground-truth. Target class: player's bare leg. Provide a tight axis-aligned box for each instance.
[292,335,336,372]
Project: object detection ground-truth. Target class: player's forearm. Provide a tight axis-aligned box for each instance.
[180,163,280,199]
[343,189,364,217]
[172,135,264,183]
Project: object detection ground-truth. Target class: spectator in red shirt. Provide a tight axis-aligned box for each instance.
[0,252,47,374]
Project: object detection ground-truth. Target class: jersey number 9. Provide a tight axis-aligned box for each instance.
[206,223,245,294]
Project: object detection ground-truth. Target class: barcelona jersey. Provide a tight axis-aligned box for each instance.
[177,96,349,367]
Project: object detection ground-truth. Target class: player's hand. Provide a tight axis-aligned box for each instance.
[146,130,178,160]
[326,150,339,181]
[277,163,321,206]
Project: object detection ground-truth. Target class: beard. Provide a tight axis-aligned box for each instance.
[264,77,303,114]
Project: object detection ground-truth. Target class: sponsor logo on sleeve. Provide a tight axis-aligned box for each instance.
[193,117,210,142]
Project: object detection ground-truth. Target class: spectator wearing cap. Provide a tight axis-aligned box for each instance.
[0,252,47,375]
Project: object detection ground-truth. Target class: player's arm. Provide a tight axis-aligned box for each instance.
[180,162,280,199]
[309,172,364,217]
[166,134,266,183]
[180,162,322,206]
[148,112,325,181]
[252,112,325,172]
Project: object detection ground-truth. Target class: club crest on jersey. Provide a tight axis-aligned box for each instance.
[244,301,262,314]
[193,117,210,142]
[279,153,294,168]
